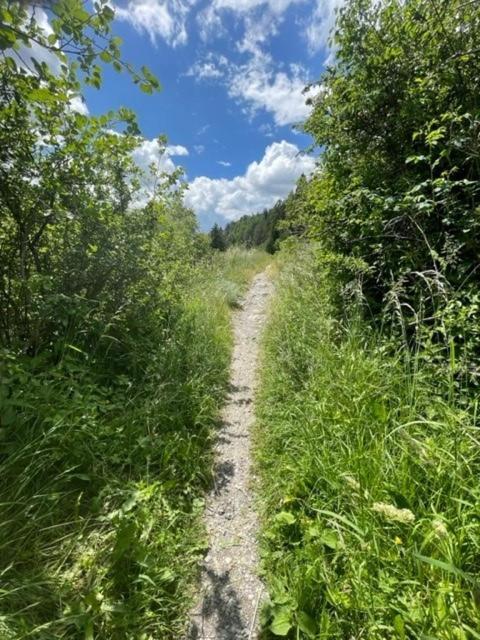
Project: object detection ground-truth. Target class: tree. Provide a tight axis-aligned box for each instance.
[224,200,287,253]
[287,0,480,365]
[209,223,227,251]
[0,0,164,351]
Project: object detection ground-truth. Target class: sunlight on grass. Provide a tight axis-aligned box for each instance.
[255,248,480,639]
[0,249,270,639]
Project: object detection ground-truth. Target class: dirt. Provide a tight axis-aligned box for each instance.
[187,271,274,640]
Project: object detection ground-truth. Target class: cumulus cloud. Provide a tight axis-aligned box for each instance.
[185,140,315,221]
[305,0,345,56]
[113,0,342,58]
[197,0,303,57]
[228,59,318,126]
[217,160,231,167]
[69,95,89,115]
[132,138,188,174]
[187,51,316,127]
[114,0,196,46]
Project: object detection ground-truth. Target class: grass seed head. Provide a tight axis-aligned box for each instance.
[372,502,415,524]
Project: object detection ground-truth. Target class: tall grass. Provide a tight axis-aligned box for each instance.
[197,247,273,309]
[0,249,269,639]
[255,248,480,639]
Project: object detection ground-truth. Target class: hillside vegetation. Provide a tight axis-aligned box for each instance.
[256,0,480,638]
[223,200,287,254]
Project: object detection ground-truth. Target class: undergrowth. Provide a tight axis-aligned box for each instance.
[0,249,267,639]
[255,248,480,639]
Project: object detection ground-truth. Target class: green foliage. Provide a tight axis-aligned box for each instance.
[256,248,480,639]
[0,263,233,638]
[224,200,287,253]
[288,0,480,376]
[0,0,159,93]
[209,223,227,252]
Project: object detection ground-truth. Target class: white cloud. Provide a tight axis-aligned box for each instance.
[198,0,304,56]
[69,95,89,115]
[228,58,317,126]
[166,144,189,156]
[185,140,315,221]
[132,139,188,176]
[217,160,231,167]
[186,53,228,81]
[115,0,196,46]
[259,123,274,137]
[194,144,205,154]
[305,0,344,56]
[188,52,317,127]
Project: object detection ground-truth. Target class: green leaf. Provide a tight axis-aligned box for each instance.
[28,87,61,104]
[270,608,292,636]
[298,611,316,638]
[414,553,476,584]
[84,620,94,640]
[320,529,341,550]
[393,614,405,639]
[275,511,296,526]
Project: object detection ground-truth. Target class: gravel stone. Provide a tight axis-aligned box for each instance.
[186,272,273,640]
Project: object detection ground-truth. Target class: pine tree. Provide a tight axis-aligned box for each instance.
[209,223,227,251]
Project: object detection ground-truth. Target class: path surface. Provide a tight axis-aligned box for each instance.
[187,272,273,640]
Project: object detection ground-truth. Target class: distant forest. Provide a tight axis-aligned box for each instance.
[210,199,287,253]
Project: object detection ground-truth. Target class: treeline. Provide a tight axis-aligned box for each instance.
[209,199,287,253]
[256,0,480,637]
[224,200,287,253]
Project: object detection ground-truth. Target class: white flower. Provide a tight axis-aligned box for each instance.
[343,475,360,491]
[432,519,448,537]
[372,502,415,524]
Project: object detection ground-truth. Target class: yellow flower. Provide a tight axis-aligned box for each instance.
[394,536,403,545]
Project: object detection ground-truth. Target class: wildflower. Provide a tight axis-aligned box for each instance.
[372,502,415,524]
[432,519,448,537]
[343,475,361,491]
[394,536,403,545]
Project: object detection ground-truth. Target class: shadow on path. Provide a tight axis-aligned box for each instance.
[188,568,248,640]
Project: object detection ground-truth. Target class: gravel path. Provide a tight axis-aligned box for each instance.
[187,272,273,640]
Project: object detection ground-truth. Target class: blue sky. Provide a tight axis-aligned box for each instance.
[78,0,341,228]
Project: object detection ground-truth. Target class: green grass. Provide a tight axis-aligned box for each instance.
[0,249,270,639]
[255,248,480,639]
[198,247,274,309]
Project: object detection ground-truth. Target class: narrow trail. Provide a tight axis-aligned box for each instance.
[187,272,274,640]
